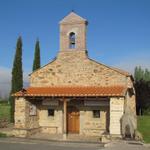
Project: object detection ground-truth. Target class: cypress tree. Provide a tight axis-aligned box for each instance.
[134,66,138,81]
[138,66,144,81]
[33,39,41,71]
[10,36,23,122]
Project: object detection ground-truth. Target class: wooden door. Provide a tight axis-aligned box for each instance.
[67,106,80,133]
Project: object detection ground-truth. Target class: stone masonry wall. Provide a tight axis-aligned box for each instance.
[14,97,27,129]
[30,51,127,87]
[60,23,86,51]
[126,77,136,114]
[38,103,63,134]
[80,106,109,136]
[14,97,39,129]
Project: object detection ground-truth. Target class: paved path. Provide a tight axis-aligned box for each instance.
[103,140,150,150]
[0,138,101,150]
[0,138,149,150]
[31,133,101,143]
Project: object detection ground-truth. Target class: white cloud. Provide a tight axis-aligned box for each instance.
[0,67,11,82]
[0,67,11,98]
[113,54,150,75]
[0,67,29,98]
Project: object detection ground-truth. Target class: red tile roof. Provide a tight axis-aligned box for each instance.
[12,86,127,97]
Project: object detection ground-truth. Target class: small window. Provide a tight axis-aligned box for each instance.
[69,32,76,49]
[93,110,100,118]
[48,109,54,117]
[29,104,37,116]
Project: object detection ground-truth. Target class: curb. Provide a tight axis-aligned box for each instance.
[1,136,104,146]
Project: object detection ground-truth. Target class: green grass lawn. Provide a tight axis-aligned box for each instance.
[0,102,10,122]
[138,116,150,143]
[0,102,10,137]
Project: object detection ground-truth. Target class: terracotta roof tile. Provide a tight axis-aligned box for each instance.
[12,86,127,97]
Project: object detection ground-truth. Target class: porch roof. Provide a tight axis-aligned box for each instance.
[12,86,127,97]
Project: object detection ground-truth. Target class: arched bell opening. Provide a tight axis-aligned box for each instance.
[69,32,76,49]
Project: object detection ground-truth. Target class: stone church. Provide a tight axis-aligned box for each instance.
[13,12,136,139]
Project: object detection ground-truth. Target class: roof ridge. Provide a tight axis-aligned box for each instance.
[88,58,131,77]
[60,12,87,24]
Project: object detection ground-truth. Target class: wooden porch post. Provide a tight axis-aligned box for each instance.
[63,98,67,140]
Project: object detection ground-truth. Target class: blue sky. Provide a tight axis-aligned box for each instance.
[0,0,150,89]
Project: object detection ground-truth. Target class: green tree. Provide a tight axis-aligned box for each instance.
[10,36,23,122]
[134,66,138,81]
[144,68,150,82]
[134,66,150,115]
[32,39,41,71]
[134,66,144,82]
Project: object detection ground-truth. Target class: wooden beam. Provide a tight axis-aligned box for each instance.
[63,98,67,140]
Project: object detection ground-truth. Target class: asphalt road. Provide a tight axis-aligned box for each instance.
[0,138,102,150]
[0,138,149,150]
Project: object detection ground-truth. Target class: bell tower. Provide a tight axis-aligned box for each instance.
[59,12,88,52]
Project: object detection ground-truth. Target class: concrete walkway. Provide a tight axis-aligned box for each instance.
[30,133,101,143]
[103,140,150,150]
